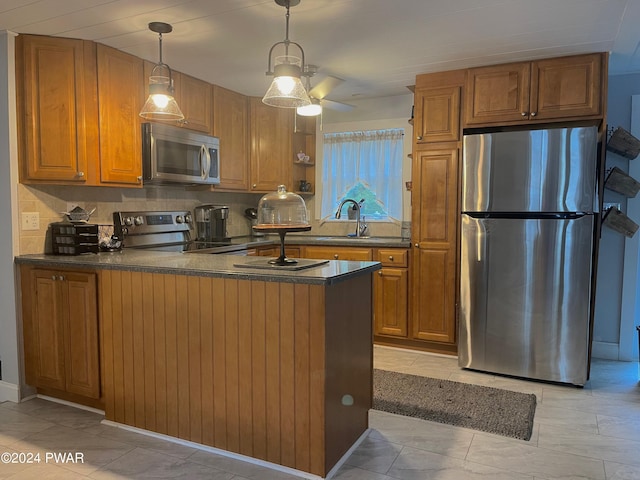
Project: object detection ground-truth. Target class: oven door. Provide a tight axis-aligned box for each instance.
[142,123,220,185]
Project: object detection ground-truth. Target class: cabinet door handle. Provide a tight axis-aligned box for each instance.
[77,171,84,177]
[521,112,528,117]
[378,271,383,276]
[530,112,537,117]
[388,255,394,261]
[416,135,423,140]
[137,176,142,182]
[414,243,419,247]
[58,275,65,281]
[252,184,257,189]
[334,254,339,259]
[51,275,56,280]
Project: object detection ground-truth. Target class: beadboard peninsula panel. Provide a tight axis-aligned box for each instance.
[99,270,372,477]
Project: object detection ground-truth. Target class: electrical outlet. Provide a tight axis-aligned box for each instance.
[21,212,40,231]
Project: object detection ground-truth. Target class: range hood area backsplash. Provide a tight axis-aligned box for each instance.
[17,184,404,255]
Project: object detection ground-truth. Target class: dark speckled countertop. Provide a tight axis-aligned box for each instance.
[15,249,381,286]
[284,234,410,248]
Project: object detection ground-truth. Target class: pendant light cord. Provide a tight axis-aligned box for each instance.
[284,1,290,56]
[158,32,163,64]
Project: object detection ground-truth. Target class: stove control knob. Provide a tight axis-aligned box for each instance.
[176,215,184,224]
[134,216,144,226]
[184,214,192,224]
[124,217,133,226]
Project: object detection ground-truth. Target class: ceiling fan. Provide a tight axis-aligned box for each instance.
[297,65,355,117]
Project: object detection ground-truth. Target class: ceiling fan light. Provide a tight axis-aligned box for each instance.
[297,100,322,116]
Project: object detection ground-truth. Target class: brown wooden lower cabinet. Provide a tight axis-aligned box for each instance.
[374,267,408,337]
[293,242,457,353]
[373,248,409,338]
[99,269,372,477]
[303,245,373,261]
[411,247,456,343]
[20,266,101,406]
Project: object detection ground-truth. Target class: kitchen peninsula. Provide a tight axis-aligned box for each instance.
[16,251,380,478]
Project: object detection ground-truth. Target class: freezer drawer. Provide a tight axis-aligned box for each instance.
[458,214,594,385]
[463,127,598,213]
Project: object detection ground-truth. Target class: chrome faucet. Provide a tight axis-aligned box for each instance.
[335,198,368,237]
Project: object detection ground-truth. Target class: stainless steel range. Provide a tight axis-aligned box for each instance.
[113,210,230,252]
[112,210,269,254]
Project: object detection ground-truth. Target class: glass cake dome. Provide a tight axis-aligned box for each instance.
[256,185,309,228]
[254,185,311,265]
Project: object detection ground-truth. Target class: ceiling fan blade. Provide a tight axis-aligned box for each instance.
[320,98,355,112]
[308,75,344,100]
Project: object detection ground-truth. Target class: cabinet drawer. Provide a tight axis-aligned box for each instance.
[304,246,373,261]
[376,249,409,267]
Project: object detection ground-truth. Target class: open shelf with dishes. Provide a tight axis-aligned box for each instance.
[293,115,316,195]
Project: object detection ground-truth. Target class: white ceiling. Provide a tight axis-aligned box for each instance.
[2,0,640,103]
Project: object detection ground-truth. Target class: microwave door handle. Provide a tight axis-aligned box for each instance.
[199,145,207,180]
[204,145,211,180]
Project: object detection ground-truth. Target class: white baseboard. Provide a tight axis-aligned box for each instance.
[0,381,19,403]
[592,341,619,360]
[101,419,366,479]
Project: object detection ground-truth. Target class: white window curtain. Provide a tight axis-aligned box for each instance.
[320,128,404,221]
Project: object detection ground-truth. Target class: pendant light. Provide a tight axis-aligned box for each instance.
[262,0,311,108]
[139,22,184,121]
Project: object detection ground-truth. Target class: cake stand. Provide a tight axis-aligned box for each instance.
[252,224,311,265]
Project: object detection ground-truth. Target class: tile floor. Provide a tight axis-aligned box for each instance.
[0,345,639,480]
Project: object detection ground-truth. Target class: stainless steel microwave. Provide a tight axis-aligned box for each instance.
[142,123,220,185]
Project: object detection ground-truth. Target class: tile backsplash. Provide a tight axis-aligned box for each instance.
[17,184,403,255]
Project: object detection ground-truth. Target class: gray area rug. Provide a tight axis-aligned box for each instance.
[373,369,537,441]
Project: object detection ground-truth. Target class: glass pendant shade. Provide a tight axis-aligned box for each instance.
[140,75,184,120]
[263,57,311,108]
[139,22,184,121]
[296,98,322,116]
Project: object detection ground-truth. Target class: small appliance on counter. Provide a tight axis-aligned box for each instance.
[194,205,229,242]
[51,206,102,255]
[50,222,100,255]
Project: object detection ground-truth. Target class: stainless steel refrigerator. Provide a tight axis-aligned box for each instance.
[458,126,598,386]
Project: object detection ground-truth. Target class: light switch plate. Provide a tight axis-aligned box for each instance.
[21,212,40,231]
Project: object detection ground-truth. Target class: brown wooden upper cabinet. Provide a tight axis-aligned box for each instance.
[214,85,250,191]
[143,62,213,134]
[249,97,294,192]
[173,72,213,133]
[464,53,604,127]
[96,45,144,186]
[16,35,99,184]
[414,86,461,144]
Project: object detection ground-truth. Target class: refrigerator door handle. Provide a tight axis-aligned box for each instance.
[477,220,486,262]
